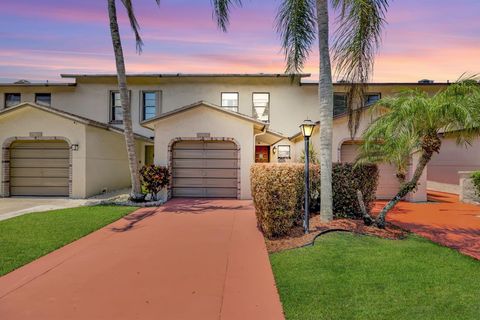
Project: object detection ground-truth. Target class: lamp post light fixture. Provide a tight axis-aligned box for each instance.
[300,119,315,234]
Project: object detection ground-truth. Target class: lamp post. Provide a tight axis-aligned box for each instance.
[300,119,315,234]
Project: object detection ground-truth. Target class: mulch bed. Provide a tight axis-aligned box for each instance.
[265,215,408,253]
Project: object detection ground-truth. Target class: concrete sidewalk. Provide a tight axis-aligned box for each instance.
[0,199,284,320]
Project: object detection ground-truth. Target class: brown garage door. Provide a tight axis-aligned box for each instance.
[10,140,70,196]
[340,143,400,199]
[172,141,238,198]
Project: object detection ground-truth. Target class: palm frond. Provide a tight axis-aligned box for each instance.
[119,0,161,53]
[211,0,243,32]
[358,78,480,179]
[275,0,317,75]
[332,0,389,137]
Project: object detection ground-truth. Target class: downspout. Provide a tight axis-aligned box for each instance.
[253,125,268,161]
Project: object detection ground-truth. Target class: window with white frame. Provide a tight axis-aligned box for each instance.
[4,93,20,108]
[221,92,239,112]
[253,93,270,122]
[277,145,291,159]
[333,93,347,116]
[142,91,160,121]
[35,93,51,107]
[110,91,123,123]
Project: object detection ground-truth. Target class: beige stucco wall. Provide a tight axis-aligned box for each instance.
[289,110,428,202]
[0,79,448,142]
[427,136,480,194]
[151,106,255,199]
[0,106,87,198]
[0,105,150,199]
[84,125,147,198]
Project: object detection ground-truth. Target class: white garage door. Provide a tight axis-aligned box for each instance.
[172,141,238,198]
[340,143,400,199]
[10,140,70,196]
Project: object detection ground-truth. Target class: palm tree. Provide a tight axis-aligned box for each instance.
[275,0,389,222]
[106,0,241,200]
[357,79,480,228]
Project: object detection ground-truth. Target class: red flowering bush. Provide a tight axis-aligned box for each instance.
[139,165,170,201]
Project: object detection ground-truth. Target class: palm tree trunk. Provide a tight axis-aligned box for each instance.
[107,0,143,200]
[375,151,432,228]
[316,0,333,222]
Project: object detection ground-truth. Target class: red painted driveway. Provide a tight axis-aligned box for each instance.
[376,191,480,260]
[0,199,284,320]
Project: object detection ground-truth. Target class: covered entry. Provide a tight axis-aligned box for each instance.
[10,140,70,196]
[172,140,239,198]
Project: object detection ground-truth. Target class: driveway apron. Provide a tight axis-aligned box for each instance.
[0,199,284,320]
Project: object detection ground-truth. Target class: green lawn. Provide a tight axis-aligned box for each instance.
[0,206,136,276]
[270,233,480,320]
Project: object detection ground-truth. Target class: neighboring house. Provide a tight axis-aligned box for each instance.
[0,74,475,200]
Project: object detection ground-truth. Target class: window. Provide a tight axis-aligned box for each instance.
[277,145,291,159]
[110,91,123,123]
[253,93,270,122]
[4,93,20,108]
[365,93,381,106]
[35,93,51,107]
[221,92,239,112]
[142,91,160,121]
[333,93,348,116]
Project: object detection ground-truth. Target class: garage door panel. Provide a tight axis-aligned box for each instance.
[173,159,238,169]
[11,149,69,159]
[173,168,237,179]
[173,141,204,150]
[10,167,69,178]
[173,149,237,159]
[205,142,237,150]
[12,142,68,149]
[10,140,69,197]
[172,141,238,198]
[11,177,69,187]
[11,158,69,168]
[10,186,69,196]
[206,188,238,197]
[173,178,237,188]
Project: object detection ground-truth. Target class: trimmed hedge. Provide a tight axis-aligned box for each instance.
[251,163,379,238]
[472,171,480,196]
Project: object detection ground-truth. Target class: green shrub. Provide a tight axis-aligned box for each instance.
[250,163,379,238]
[471,171,480,196]
[139,165,170,201]
[333,163,379,218]
[250,164,304,238]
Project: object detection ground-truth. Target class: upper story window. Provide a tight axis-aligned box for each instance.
[253,93,270,122]
[333,93,347,116]
[142,91,160,121]
[221,92,239,112]
[35,93,51,107]
[110,91,123,123]
[365,93,381,106]
[4,93,20,108]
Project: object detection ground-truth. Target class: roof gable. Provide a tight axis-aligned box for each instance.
[0,102,152,142]
[141,101,267,130]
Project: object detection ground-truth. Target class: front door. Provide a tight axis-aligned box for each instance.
[255,146,270,163]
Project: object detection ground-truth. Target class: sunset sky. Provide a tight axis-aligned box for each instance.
[1,0,479,83]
